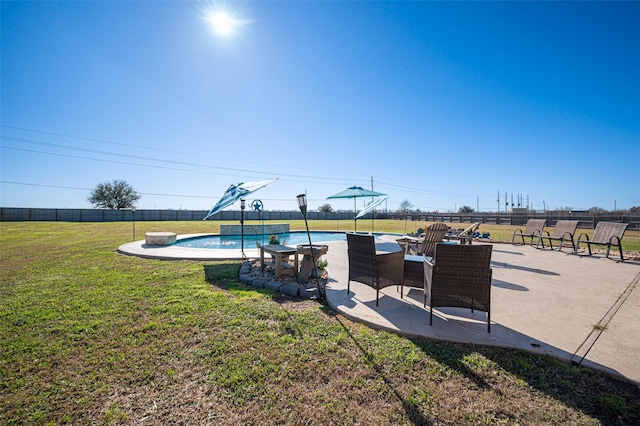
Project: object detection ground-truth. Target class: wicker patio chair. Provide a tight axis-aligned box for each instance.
[511,219,546,245]
[398,223,449,256]
[576,222,629,261]
[424,243,493,332]
[536,220,580,252]
[400,254,426,299]
[445,222,481,245]
[346,233,404,306]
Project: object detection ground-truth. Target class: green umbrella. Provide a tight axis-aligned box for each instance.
[327,186,386,232]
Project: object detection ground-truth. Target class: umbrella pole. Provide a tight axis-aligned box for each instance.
[353,197,357,233]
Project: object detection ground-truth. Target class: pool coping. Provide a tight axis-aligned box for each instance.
[117,231,374,261]
[118,233,258,260]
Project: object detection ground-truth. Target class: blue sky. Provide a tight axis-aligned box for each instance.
[2,1,638,214]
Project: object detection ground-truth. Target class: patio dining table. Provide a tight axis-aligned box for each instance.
[374,241,403,254]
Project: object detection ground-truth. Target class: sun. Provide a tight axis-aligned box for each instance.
[201,1,250,38]
[208,11,241,37]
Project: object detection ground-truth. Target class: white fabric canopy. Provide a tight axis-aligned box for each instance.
[355,196,388,219]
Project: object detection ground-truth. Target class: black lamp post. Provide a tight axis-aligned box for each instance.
[131,206,136,241]
[297,194,322,299]
[240,198,246,260]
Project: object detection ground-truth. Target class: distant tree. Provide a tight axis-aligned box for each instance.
[88,180,140,209]
[589,206,608,214]
[318,203,333,213]
[398,200,412,213]
[553,206,573,212]
[629,206,640,214]
[458,205,474,213]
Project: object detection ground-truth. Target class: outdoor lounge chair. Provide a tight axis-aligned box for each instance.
[576,222,629,261]
[346,233,404,306]
[511,219,546,246]
[445,222,481,245]
[398,223,449,256]
[424,243,493,332]
[536,220,579,252]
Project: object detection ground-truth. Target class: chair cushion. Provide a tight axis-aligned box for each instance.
[404,254,434,263]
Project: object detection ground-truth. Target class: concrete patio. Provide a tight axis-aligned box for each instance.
[324,237,640,385]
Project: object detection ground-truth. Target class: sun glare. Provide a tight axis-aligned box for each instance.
[209,11,237,37]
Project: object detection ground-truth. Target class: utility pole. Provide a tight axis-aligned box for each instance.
[497,191,500,213]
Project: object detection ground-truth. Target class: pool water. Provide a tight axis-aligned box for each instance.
[172,231,348,250]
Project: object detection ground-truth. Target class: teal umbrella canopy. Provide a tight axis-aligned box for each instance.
[327,186,386,231]
[327,186,385,200]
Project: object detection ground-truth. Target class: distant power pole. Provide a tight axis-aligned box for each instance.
[497,191,500,213]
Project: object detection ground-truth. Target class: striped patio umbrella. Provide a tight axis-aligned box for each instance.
[203,179,277,220]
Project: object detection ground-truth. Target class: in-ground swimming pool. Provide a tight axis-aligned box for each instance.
[172,231,348,250]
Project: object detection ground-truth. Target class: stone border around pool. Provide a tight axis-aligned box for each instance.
[237,261,323,300]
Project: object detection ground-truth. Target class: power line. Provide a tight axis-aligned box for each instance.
[0,125,369,180]
[1,136,351,182]
[0,180,232,200]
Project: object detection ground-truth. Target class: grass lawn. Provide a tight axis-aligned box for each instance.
[1,220,639,425]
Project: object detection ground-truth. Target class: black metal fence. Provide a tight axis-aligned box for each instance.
[1,207,638,230]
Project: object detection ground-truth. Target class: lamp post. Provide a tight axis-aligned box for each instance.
[131,206,136,241]
[297,194,322,299]
[240,198,246,260]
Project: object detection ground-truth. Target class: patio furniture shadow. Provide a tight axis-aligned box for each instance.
[492,279,529,291]
[407,329,639,425]
[327,295,639,424]
[203,263,243,290]
[490,260,560,276]
[492,248,525,256]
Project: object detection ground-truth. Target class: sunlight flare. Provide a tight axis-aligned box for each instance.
[209,11,237,36]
